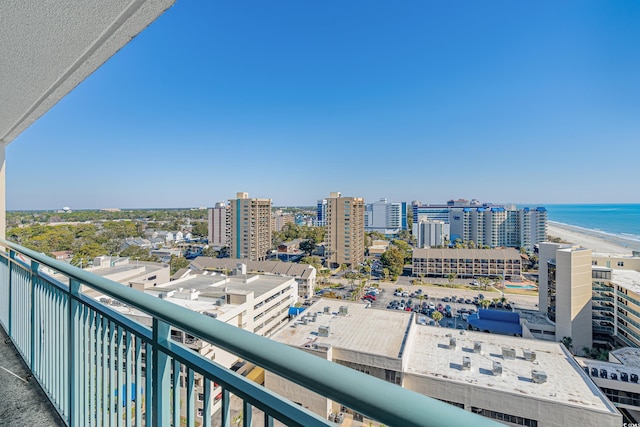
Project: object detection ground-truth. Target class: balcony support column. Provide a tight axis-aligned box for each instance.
[152,318,171,426]
[0,143,4,240]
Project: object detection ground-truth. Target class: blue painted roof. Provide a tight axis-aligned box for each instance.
[536,207,547,211]
[467,309,522,335]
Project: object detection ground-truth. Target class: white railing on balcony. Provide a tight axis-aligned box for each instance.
[0,239,498,427]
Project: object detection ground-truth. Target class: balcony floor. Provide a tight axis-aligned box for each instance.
[0,327,65,427]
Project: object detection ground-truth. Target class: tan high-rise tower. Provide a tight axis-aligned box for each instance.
[229,192,272,261]
[326,192,365,269]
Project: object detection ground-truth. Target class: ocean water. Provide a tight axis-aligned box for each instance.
[543,204,640,242]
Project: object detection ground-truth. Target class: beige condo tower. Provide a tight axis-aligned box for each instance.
[325,192,365,269]
[229,192,272,261]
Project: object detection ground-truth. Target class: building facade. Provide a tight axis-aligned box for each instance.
[228,192,272,261]
[412,248,522,280]
[364,199,408,236]
[325,192,365,268]
[538,242,593,352]
[207,201,229,248]
[416,220,449,248]
[416,202,547,251]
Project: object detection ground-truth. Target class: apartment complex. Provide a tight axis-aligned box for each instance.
[412,248,523,280]
[207,201,229,248]
[363,198,408,236]
[325,192,365,268]
[413,201,547,251]
[538,242,593,352]
[267,300,621,427]
[228,192,272,261]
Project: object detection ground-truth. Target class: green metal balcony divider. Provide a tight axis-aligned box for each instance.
[0,239,498,427]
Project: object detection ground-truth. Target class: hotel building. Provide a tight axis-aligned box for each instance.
[537,242,593,353]
[228,192,272,261]
[363,198,408,236]
[325,192,365,269]
[412,248,523,280]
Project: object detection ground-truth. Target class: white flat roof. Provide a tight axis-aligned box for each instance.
[407,327,615,412]
[272,299,411,359]
[612,269,640,295]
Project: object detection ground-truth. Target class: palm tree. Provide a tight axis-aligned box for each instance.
[480,299,491,309]
[446,272,457,285]
[431,311,444,325]
[232,413,243,427]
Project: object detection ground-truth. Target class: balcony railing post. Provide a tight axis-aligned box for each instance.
[30,260,39,371]
[152,318,171,427]
[68,279,81,426]
[7,249,15,336]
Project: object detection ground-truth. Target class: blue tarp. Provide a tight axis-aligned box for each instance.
[467,309,522,336]
[288,306,306,316]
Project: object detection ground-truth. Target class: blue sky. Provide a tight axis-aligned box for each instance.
[8,0,640,209]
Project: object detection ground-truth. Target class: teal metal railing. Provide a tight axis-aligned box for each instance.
[0,239,499,427]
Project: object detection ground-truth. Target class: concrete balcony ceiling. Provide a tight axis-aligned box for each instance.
[0,0,175,146]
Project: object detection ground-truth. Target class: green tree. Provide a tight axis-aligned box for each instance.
[191,221,208,237]
[201,247,218,258]
[431,311,443,325]
[381,246,404,278]
[300,256,322,270]
[170,256,190,275]
[480,299,491,309]
[299,239,316,256]
[447,272,457,285]
[120,245,160,262]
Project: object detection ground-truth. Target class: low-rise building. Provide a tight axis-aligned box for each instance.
[266,299,621,427]
[188,257,316,300]
[97,271,298,422]
[412,248,522,280]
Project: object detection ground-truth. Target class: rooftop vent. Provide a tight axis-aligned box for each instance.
[532,370,547,384]
[301,317,308,325]
[473,341,482,354]
[524,350,536,362]
[449,337,457,350]
[338,306,348,315]
[318,326,330,337]
[310,313,317,322]
[502,347,516,360]
[324,306,330,314]
[462,356,471,371]
[493,361,503,376]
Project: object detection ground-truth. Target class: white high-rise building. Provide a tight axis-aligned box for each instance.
[416,220,449,248]
[364,199,408,236]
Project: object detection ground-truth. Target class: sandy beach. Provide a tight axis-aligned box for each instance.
[547,222,640,255]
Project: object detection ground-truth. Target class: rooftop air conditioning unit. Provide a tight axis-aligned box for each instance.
[502,347,516,360]
[524,350,536,362]
[324,306,330,314]
[473,341,482,354]
[493,361,503,376]
[462,356,471,371]
[318,326,330,337]
[339,306,348,315]
[532,370,547,384]
[449,337,457,350]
